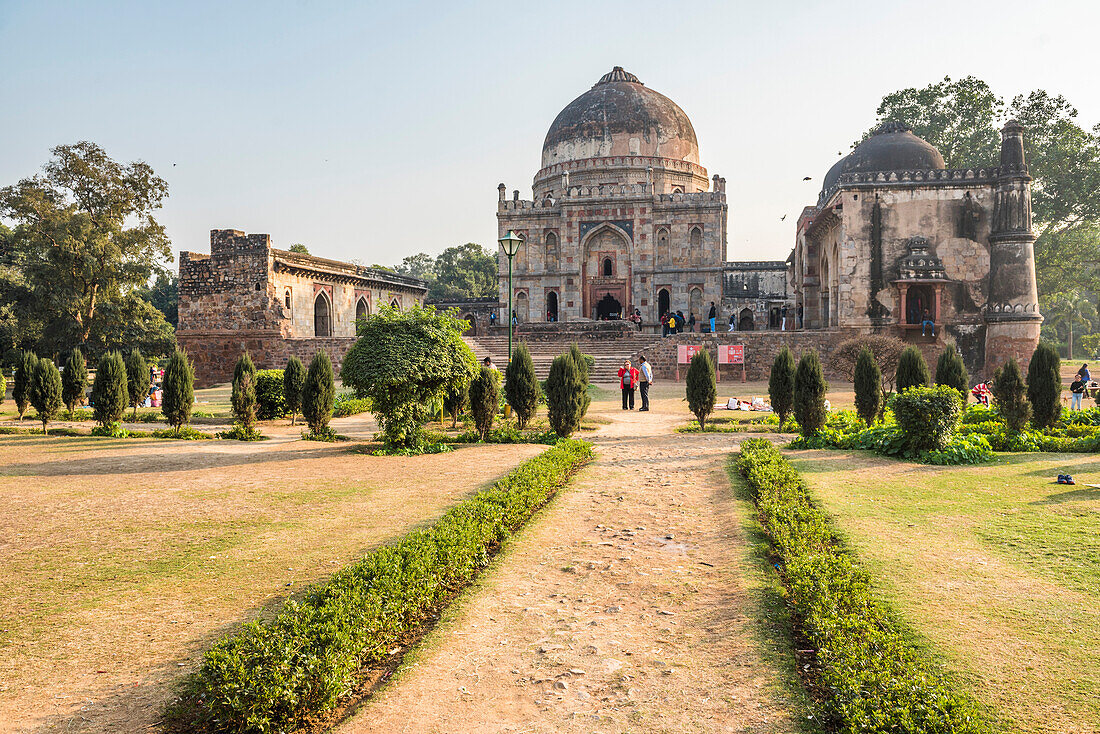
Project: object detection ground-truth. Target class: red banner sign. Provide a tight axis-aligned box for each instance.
[718,345,745,365]
[677,345,704,364]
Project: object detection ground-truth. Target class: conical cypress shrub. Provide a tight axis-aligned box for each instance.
[283,355,306,425]
[935,346,969,403]
[13,351,36,420]
[125,348,151,419]
[91,351,128,428]
[793,350,828,436]
[896,346,931,393]
[1026,342,1062,429]
[505,343,539,430]
[547,352,586,438]
[162,349,195,434]
[991,358,1030,432]
[568,343,590,385]
[232,371,258,431]
[233,351,257,386]
[30,358,63,434]
[768,347,796,427]
[686,348,717,430]
[469,365,500,440]
[854,346,882,425]
[301,351,335,435]
[62,348,88,418]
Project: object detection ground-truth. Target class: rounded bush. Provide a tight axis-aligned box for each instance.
[894,384,962,451]
[255,369,286,419]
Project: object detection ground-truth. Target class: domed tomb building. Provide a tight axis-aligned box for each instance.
[791,120,1041,374]
[496,67,733,325]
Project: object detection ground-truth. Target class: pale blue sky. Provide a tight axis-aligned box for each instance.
[2,0,1098,266]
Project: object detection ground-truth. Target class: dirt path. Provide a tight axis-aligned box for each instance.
[337,394,803,733]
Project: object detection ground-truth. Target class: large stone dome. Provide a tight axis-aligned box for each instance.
[541,67,700,168]
[820,121,946,202]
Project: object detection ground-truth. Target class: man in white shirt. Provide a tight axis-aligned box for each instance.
[638,355,654,411]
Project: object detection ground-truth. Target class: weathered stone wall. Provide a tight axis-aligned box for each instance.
[178,333,358,388]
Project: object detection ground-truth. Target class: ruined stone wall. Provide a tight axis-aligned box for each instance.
[177,333,358,388]
[178,230,279,333]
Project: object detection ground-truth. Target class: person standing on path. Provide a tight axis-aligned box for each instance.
[638,355,653,411]
[618,359,639,410]
[780,304,789,331]
[1071,374,1086,411]
[688,312,696,333]
[708,302,716,333]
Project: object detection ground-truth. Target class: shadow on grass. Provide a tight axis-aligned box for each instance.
[1031,486,1100,505]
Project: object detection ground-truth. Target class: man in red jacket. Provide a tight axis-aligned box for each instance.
[618,359,640,410]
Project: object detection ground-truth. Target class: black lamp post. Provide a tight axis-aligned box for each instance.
[498,230,524,364]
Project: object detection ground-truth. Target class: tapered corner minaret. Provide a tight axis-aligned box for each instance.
[984,120,1042,371]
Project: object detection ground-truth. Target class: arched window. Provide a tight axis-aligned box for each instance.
[514,291,529,322]
[657,288,670,318]
[390,298,400,310]
[284,289,292,309]
[672,186,684,194]
[314,292,332,337]
[689,287,703,319]
[689,226,703,266]
[602,257,613,276]
[515,233,528,271]
[545,232,559,272]
[356,297,369,321]
[656,227,670,266]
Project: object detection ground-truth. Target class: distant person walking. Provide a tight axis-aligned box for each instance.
[797,303,804,329]
[676,311,686,335]
[1071,374,1086,411]
[618,359,639,410]
[781,304,789,331]
[490,311,497,326]
[638,355,653,411]
[708,302,717,333]
[511,310,518,326]
[728,313,736,332]
[688,312,696,333]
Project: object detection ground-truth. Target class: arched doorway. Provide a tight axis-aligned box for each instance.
[582,225,631,320]
[546,291,559,322]
[738,308,755,331]
[314,293,332,337]
[597,293,621,320]
[460,312,476,334]
[355,297,369,321]
[905,284,934,324]
[657,288,671,318]
[390,298,400,310]
[514,291,529,322]
[689,287,703,320]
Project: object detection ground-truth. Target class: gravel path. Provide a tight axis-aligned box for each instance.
[338,395,802,733]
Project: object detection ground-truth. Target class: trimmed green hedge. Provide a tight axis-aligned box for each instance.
[332,393,372,418]
[735,439,992,733]
[175,438,594,732]
[255,370,285,420]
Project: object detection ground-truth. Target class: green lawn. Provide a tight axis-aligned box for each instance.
[789,449,1100,733]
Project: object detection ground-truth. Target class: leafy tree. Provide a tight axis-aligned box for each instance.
[934,346,969,403]
[854,347,883,425]
[395,252,435,279]
[793,350,828,436]
[341,305,476,449]
[991,359,1031,432]
[301,351,336,437]
[468,365,500,440]
[62,347,87,417]
[1026,342,1062,429]
[90,351,128,428]
[429,243,497,300]
[288,243,309,254]
[1041,291,1093,358]
[233,351,256,386]
[442,379,468,429]
[232,371,258,432]
[13,350,36,420]
[0,142,174,356]
[30,358,63,434]
[546,352,588,438]
[125,348,150,419]
[686,348,717,430]
[505,343,539,429]
[162,349,194,434]
[283,356,306,425]
[0,369,5,407]
[896,346,931,393]
[768,346,796,427]
[136,271,178,327]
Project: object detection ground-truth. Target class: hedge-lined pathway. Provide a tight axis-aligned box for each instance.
[339,391,804,733]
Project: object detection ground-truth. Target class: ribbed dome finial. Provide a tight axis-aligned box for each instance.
[874,120,913,135]
[596,66,642,86]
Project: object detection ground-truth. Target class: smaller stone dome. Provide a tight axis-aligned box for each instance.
[820,121,946,202]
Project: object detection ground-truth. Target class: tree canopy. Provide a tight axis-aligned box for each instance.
[0,142,175,359]
[394,243,497,300]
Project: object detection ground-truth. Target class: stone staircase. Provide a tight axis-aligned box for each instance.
[463,323,663,383]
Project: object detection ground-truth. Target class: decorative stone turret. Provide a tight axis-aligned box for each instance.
[984,120,1042,371]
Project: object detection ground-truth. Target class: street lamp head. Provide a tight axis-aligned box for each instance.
[498,230,524,257]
